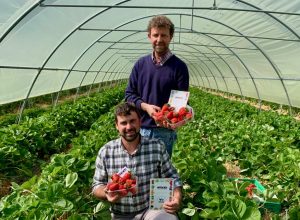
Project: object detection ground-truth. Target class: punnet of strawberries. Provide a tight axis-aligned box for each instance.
[152,103,193,129]
[106,171,137,197]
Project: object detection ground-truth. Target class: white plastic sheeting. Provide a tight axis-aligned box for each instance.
[0,0,300,109]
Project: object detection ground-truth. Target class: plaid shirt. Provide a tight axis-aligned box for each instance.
[92,135,182,215]
[151,50,173,66]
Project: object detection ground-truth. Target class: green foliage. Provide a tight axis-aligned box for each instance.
[0,85,125,180]
[173,87,300,219]
[1,86,299,219]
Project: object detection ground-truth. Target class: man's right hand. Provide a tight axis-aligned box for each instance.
[141,103,161,117]
[105,188,122,203]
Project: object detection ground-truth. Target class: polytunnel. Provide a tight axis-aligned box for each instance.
[1,0,300,118]
[2,1,300,219]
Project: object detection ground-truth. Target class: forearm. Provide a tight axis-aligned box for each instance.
[173,187,182,204]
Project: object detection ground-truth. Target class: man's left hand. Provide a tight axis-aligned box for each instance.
[163,198,181,214]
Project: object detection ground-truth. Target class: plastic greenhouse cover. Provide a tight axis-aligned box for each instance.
[0,0,299,109]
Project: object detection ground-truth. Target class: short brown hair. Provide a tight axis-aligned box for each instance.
[147,15,174,37]
[114,102,141,122]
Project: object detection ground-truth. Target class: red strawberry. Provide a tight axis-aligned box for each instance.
[245,184,256,198]
[161,104,170,112]
[118,177,126,184]
[131,178,136,184]
[111,173,120,183]
[108,182,119,191]
[178,115,184,122]
[178,107,188,116]
[128,184,137,194]
[185,113,192,120]
[125,179,133,188]
[166,111,174,120]
[122,171,132,181]
[171,117,178,124]
[153,111,163,121]
[173,112,179,118]
[118,184,128,196]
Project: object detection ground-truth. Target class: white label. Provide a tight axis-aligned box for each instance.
[168,90,190,111]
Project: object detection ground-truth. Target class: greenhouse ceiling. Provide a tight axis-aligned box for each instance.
[1,0,300,111]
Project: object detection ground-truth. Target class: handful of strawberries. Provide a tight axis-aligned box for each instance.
[106,171,137,197]
[153,103,193,129]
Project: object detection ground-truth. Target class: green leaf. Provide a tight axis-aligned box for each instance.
[209,181,219,193]
[191,212,200,220]
[182,208,196,216]
[206,197,220,208]
[54,199,74,211]
[94,201,109,214]
[65,172,78,188]
[68,214,89,220]
[21,175,38,190]
[222,210,239,220]
[242,207,261,220]
[231,199,246,218]
[199,208,221,219]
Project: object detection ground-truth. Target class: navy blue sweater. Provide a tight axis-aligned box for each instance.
[125,54,189,128]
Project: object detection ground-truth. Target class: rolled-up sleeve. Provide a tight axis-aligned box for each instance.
[92,148,108,192]
[160,143,182,188]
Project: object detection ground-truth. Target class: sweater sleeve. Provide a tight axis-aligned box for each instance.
[177,61,189,91]
[125,62,144,109]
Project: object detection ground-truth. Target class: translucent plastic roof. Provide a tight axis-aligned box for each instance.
[1,0,300,109]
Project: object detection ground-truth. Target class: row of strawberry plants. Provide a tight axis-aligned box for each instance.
[1,86,299,219]
[0,85,125,180]
[174,87,300,219]
[0,105,118,219]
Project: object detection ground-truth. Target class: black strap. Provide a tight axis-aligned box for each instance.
[157,164,161,178]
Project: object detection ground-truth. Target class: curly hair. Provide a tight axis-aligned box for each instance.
[114,102,141,122]
[147,15,174,37]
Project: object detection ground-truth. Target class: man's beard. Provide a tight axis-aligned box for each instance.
[121,129,140,142]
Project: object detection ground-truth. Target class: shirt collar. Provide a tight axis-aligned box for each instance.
[151,50,173,66]
[118,135,142,155]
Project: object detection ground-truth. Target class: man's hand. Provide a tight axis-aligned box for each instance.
[163,197,181,214]
[105,188,122,203]
[141,103,161,117]
[93,185,122,203]
[163,187,182,213]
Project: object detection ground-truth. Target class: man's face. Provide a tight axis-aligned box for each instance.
[115,111,141,142]
[148,27,172,56]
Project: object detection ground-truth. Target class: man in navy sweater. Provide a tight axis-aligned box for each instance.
[125,15,189,157]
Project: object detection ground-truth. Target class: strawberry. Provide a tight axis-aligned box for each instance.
[173,112,179,118]
[118,184,128,196]
[161,104,170,112]
[178,115,184,122]
[171,117,178,124]
[122,171,132,181]
[178,107,188,117]
[111,173,120,183]
[166,111,174,120]
[153,111,163,121]
[131,178,136,184]
[107,182,119,191]
[128,184,137,194]
[125,179,133,188]
[245,184,256,198]
[185,113,192,120]
[118,177,126,185]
